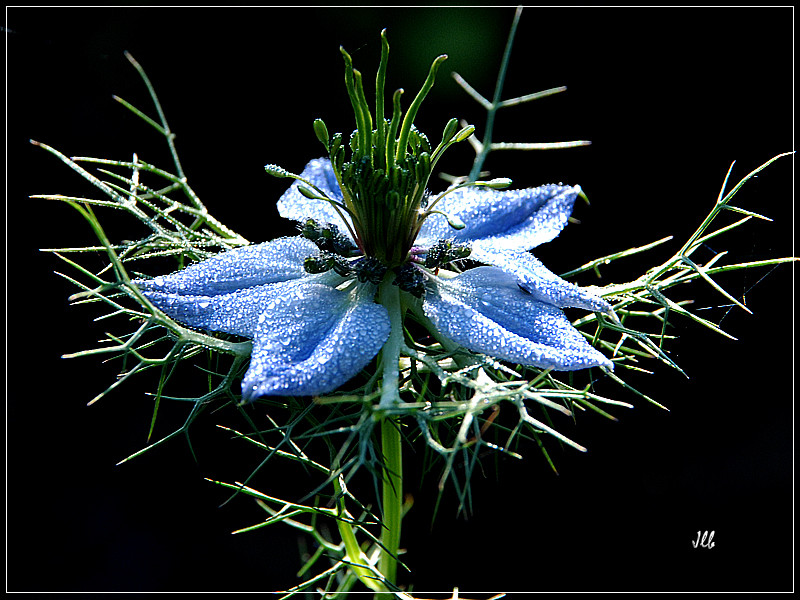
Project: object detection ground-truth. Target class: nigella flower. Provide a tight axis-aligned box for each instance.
[134,33,613,402]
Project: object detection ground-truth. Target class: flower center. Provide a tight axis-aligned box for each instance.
[312,30,474,269]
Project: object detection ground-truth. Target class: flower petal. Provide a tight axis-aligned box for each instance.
[242,283,391,398]
[416,183,579,252]
[423,267,611,371]
[142,277,391,398]
[134,237,318,296]
[468,245,612,314]
[141,279,310,338]
[276,158,353,236]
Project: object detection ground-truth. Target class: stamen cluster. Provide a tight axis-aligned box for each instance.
[300,218,389,283]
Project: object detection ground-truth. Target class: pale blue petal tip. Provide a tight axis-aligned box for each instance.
[142,279,313,339]
[417,183,579,252]
[133,237,317,296]
[424,267,611,371]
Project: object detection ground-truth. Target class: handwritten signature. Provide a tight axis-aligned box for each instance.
[692,530,715,549]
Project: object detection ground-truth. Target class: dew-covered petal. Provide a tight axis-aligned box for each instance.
[141,279,311,338]
[276,158,353,237]
[142,277,391,398]
[416,184,579,252]
[134,237,318,297]
[242,284,391,399]
[423,267,611,371]
[468,245,612,314]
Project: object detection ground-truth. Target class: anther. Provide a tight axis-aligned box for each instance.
[303,253,352,276]
[299,219,358,257]
[392,263,427,298]
[354,257,388,284]
[424,239,472,269]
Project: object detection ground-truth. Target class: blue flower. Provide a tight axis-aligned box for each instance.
[135,158,613,401]
[134,36,613,401]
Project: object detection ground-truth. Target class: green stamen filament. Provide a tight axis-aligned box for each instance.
[315,36,473,268]
[395,55,447,163]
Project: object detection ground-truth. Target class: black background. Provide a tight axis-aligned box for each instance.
[7,6,794,593]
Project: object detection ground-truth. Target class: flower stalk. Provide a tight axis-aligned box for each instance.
[376,278,405,587]
[378,278,404,409]
[379,416,404,586]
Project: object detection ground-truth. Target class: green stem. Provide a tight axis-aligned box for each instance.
[332,476,386,593]
[379,279,404,409]
[376,279,405,587]
[379,416,403,587]
[468,5,523,181]
[122,51,186,183]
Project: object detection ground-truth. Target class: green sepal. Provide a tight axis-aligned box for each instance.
[313,118,329,147]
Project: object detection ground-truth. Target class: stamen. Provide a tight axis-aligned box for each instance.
[265,163,360,244]
[303,253,352,276]
[392,263,427,298]
[355,257,388,284]
[299,219,358,257]
[424,239,472,269]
